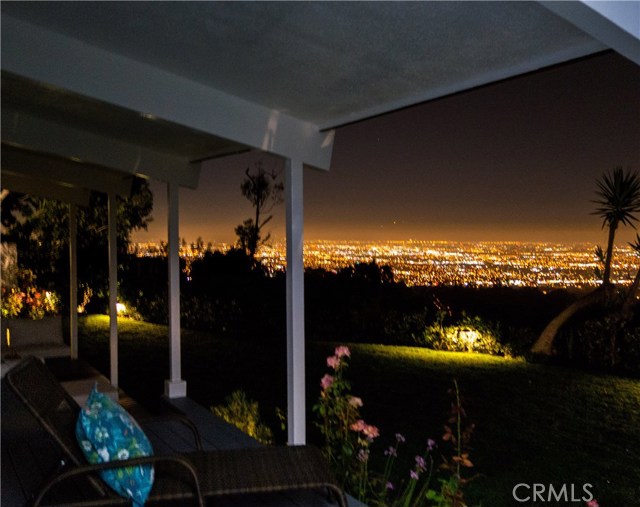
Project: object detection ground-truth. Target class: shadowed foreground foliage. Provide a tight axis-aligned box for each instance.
[78,316,640,507]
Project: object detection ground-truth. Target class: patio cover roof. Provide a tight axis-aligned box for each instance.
[2,1,638,445]
[2,1,638,178]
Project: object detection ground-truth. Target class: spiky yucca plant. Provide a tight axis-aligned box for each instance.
[592,167,640,284]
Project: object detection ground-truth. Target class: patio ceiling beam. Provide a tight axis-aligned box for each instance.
[540,1,640,65]
[2,143,133,197]
[2,110,199,189]
[1,172,90,206]
[1,15,335,172]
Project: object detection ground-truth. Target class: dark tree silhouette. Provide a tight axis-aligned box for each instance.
[532,167,640,356]
[1,177,153,309]
[235,162,283,261]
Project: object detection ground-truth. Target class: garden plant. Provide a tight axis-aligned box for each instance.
[1,269,60,319]
[314,346,476,507]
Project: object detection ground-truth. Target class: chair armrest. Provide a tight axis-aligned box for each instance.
[33,455,205,507]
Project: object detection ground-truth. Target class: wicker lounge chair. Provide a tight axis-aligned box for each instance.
[6,356,347,507]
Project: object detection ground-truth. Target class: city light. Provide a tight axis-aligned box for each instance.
[130,240,640,290]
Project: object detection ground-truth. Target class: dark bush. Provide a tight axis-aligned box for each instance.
[555,312,640,374]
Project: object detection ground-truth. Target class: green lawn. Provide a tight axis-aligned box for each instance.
[78,315,640,506]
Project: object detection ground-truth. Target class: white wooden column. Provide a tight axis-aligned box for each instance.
[285,158,306,444]
[69,203,78,359]
[108,192,118,387]
[165,181,187,398]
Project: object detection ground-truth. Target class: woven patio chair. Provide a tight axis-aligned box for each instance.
[6,356,347,507]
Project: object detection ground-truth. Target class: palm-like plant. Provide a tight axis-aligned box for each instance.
[532,167,640,355]
[592,167,640,284]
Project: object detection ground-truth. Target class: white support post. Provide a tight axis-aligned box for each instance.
[69,203,78,359]
[285,158,306,445]
[108,192,118,387]
[165,181,187,398]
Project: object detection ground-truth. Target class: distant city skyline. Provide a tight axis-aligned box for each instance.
[131,239,640,289]
[133,52,640,246]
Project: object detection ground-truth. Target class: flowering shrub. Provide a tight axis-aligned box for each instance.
[314,346,477,507]
[314,345,378,492]
[1,270,60,320]
[421,313,504,356]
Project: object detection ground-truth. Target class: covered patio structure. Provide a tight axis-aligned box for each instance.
[1,1,638,450]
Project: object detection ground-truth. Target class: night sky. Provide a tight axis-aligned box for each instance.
[134,52,640,246]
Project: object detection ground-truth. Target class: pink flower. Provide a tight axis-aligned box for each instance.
[386,482,394,490]
[348,396,363,408]
[415,455,427,471]
[335,346,351,358]
[586,501,599,507]
[427,438,436,451]
[410,470,419,480]
[327,356,341,369]
[395,433,406,443]
[351,419,366,432]
[363,424,380,440]
[320,374,334,390]
[357,449,370,462]
[351,419,379,439]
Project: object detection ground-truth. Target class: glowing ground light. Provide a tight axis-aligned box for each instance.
[444,326,482,351]
[116,303,127,315]
[457,328,480,346]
